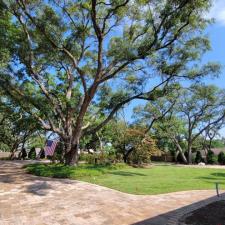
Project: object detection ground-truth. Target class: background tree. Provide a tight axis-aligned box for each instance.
[106,119,129,162]
[153,115,188,163]
[119,127,159,165]
[0,0,218,165]
[0,98,43,157]
[176,85,225,164]
[134,84,225,164]
[201,123,225,153]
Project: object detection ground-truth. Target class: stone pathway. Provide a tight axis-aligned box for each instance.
[0,160,224,225]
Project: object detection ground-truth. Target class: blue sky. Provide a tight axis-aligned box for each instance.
[124,0,225,137]
[203,29,225,88]
[202,0,225,137]
[204,23,225,137]
[199,0,225,89]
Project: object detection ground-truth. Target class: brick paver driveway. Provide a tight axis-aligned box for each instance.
[0,160,224,225]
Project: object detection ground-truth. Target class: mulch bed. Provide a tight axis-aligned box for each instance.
[179,200,225,225]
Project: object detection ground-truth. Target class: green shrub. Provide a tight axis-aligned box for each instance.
[79,153,99,164]
[207,150,217,164]
[195,151,203,164]
[79,152,87,161]
[25,163,127,179]
[218,151,225,165]
[115,153,123,162]
[79,152,119,165]
[86,153,99,164]
[128,148,151,165]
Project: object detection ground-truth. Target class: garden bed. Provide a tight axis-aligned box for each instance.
[179,200,225,225]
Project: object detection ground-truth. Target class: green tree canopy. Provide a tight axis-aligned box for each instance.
[0,0,219,165]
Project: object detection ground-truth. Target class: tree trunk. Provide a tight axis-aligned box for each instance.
[65,147,79,166]
[172,137,187,164]
[63,135,79,166]
[187,143,192,164]
[123,147,134,163]
[64,143,79,166]
[180,151,187,164]
[209,138,213,152]
[174,150,179,162]
[10,142,19,160]
[96,132,104,163]
[174,148,187,164]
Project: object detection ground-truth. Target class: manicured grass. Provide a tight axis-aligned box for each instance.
[25,163,225,195]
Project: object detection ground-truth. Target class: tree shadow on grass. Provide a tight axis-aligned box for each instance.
[151,163,176,167]
[198,172,225,184]
[210,172,225,178]
[195,176,225,188]
[25,163,76,179]
[197,176,224,181]
[108,171,147,176]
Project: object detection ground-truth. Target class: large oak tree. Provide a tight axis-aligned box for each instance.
[0,0,219,165]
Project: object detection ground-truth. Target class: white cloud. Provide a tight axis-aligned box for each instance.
[207,0,225,26]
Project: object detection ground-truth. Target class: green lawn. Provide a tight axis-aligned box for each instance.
[25,163,225,195]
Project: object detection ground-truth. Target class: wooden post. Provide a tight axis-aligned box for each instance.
[216,182,220,197]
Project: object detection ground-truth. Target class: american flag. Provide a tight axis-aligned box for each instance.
[44,140,58,156]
